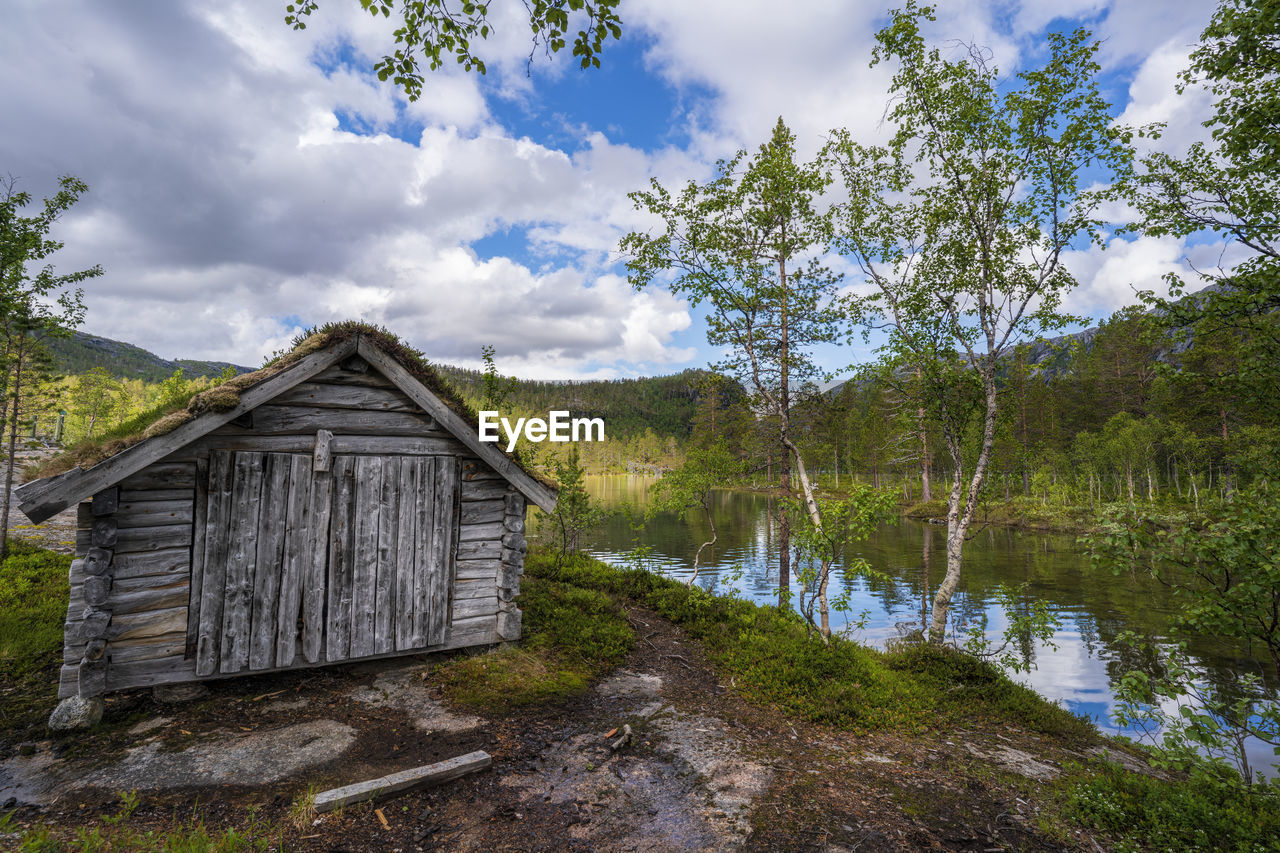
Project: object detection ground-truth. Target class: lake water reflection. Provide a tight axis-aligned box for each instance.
[578,474,1279,775]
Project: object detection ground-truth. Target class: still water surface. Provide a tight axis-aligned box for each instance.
[578,475,1279,775]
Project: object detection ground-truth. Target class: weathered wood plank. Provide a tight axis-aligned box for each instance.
[453,579,494,600]
[461,460,504,481]
[273,382,419,412]
[115,500,192,527]
[356,339,557,512]
[313,428,332,472]
[119,463,198,492]
[187,434,316,455]
[109,579,189,616]
[458,521,504,542]
[248,453,290,671]
[410,457,436,647]
[455,540,501,560]
[301,465,331,664]
[120,488,192,503]
[113,606,187,642]
[454,559,499,581]
[185,433,460,458]
[103,632,187,665]
[113,547,190,580]
[459,499,504,525]
[453,596,498,621]
[394,459,418,652]
[313,751,492,813]
[186,457,209,656]
[220,452,264,674]
[428,458,458,645]
[70,574,189,616]
[374,457,399,656]
[460,480,511,501]
[103,616,502,694]
[106,657,198,692]
[16,339,357,524]
[350,456,382,659]
[217,405,438,437]
[195,459,231,673]
[79,523,192,554]
[310,365,396,387]
[275,455,312,667]
[325,455,356,662]
[58,664,79,700]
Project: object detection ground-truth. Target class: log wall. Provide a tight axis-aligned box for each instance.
[57,359,526,699]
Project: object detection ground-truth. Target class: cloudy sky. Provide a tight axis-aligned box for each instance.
[0,1,1226,378]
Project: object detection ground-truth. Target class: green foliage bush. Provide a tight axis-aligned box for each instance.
[1063,760,1280,852]
[0,540,71,679]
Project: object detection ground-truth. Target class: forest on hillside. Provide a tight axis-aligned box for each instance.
[6,289,1275,513]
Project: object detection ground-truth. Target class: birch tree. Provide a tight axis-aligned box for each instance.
[0,174,95,556]
[622,118,842,610]
[827,2,1134,642]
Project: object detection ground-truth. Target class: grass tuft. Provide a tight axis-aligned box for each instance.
[436,573,634,709]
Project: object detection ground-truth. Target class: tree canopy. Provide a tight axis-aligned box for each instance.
[285,0,622,100]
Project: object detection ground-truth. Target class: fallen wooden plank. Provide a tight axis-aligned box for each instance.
[313,750,492,813]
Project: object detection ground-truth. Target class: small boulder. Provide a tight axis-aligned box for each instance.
[153,683,210,704]
[48,696,104,731]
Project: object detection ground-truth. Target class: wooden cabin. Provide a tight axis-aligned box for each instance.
[15,329,557,726]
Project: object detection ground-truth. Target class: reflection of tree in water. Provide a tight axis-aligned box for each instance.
[581,477,1279,717]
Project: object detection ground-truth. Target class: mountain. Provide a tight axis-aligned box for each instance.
[45,331,255,382]
[43,330,743,443]
[434,365,746,441]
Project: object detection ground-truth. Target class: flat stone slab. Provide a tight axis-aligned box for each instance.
[965,742,1059,780]
[346,666,482,733]
[82,719,357,792]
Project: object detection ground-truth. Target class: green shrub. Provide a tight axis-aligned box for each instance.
[1064,760,1280,852]
[0,540,71,678]
[885,642,1096,739]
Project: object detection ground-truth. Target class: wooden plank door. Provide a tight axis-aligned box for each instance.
[194,450,458,677]
[195,450,320,677]
[325,455,458,661]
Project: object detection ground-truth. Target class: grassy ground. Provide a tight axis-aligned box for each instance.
[0,541,72,742]
[4,542,1280,850]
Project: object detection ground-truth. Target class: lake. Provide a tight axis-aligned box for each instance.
[572,474,1279,776]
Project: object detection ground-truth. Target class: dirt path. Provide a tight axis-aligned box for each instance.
[1,600,1118,851]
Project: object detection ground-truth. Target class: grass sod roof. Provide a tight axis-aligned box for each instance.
[26,321,558,492]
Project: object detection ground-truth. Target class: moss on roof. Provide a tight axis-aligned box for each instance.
[26,321,556,490]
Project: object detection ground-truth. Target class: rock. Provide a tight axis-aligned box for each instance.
[346,667,482,733]
[127,717,172,736]
[48,696,104,731]
[153,683,209,704]
[964,742,1059,780]
[80,719,357,791]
